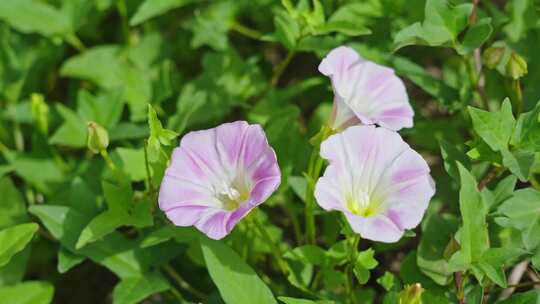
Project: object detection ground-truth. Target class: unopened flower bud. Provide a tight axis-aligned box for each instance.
[506,52,528,80]
[31,93,49,135]
[87,121,109,153]
[400,283,424,304]
[482,47,504,69]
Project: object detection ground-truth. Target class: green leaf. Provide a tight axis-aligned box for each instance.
[498,188,540,250]
[273,9,300,50]
[502,0,535,42]
[501,148,534,182]
[103,173,133,211]
[0,0,70,37]
[357,248,378,269]
[114,148,147,182]
[283,245,327,265]
[140,226,199,248]
[0,223,38,267]
[148,105,178,146]
[391,56,460,110]
[465,285,484,304]
[29,205,145,278]
[477,261,507,287]
[167,84,207,134]
[439,140,471,180]
[0,281,54,304]
[76,211,127,249]
[185,1,236,51]
[0,177,28,228]
[354,248,378,284]
[112,272,169,304]
[480,247,526,266]
[377,272,397,292]
[532,249,540,271]
[499,290,540,304]
[456,18,493,55]
[57,247,85,273]
[511,100,540,151]
[492,175,517,208]
[417,214,459,285]
[321,267,346,290]
[0,246,31,286]
[394,0,472,50]
[313,21,371,37]
[77,89,124,130]
[200,237,277,304]
[77,175,152,248]
[60,45,152,121]
[278,297,317,304]
[49,104,87,148]
[450,164,489,270]
[468,98,515,152]
[80,234,147,279]
[130,0,195,25]
[110,123,149,141]
[287,176,307,202]
[6,154,64,194]
[28,205,89,248]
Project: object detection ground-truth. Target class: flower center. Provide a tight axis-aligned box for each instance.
[215,181,249,211]
[346,190,379,217]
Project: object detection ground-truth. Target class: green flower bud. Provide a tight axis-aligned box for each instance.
[400,283,424,304]
[506,52,528,80]
[30,93,49,135]
[87,121,109,153]
[482,47,505,69]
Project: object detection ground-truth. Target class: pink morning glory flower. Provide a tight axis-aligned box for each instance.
[314,125,435,243]
[318,46,413,131]
[158,121,281,240]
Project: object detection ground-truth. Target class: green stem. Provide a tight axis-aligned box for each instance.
[117,0,130,44]
[99,149,116,171]
[168,286,185,302]
[346,234,360,303]
[162,264,205,300]
[143,140,154,193]
[14,124,24,151]
[455,271,466,304]
[304,125,332,244]
[282,200,302,244]
[270,51,295,87]
[251,215,289,275]
[465,56,489,110]
[230,21,263,40]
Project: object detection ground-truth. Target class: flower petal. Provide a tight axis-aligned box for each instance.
[318,46,362,79]
[158,174,216,211]
[315,125,434,242]
[164,205,210,227]
[345,213,403,243]
[195,209,232,240]
[319,46,413,131]
[158,121,281,240]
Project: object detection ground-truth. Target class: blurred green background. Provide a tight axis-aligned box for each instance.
[1,0,540,303]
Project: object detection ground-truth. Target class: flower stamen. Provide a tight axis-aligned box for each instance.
[346,190,379,217]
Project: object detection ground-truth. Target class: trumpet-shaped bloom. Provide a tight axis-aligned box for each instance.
[314,125,435,243]
[319,46,413,131]
[159,121,281,240]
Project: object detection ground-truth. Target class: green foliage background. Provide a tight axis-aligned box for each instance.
[1,0,540,303]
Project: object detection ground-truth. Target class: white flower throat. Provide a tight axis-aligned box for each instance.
[214,180,249,211]
[346,189,379,217]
